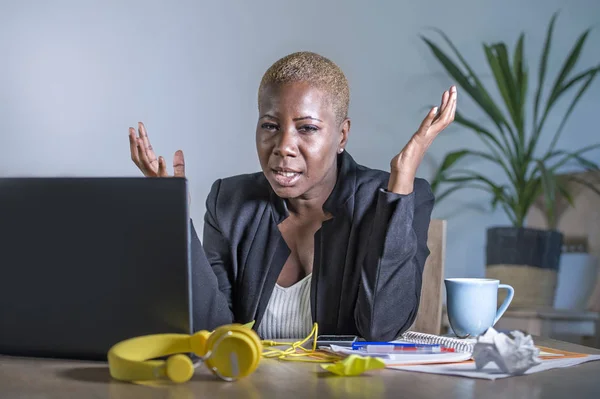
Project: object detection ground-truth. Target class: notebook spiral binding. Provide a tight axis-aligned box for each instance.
[401,331,475,353]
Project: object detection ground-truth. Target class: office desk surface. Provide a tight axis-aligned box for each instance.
[2,337,600,399]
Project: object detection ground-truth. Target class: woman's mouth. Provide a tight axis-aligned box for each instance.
[272,169,302,187]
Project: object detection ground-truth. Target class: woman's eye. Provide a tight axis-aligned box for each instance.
[261,123,278,131]
[299,125,319,133]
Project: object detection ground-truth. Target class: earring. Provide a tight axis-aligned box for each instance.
[338,148,344,154]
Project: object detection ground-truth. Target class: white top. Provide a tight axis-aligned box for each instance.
[256,274,313,340]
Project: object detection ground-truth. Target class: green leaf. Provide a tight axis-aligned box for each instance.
[484,44,518,133]
[570,176,600,197]
[513,34,527,135]
[547,67,599,152]
[495,43,520,124]
[534,12,558,130]
[549,145,600,177]
[502,203,519,226]
[547,64,600,107]
[519,177,544,225]
[521,68,529,129]
[421,35,511,133]
[491,185,510,210]
[420,36,474,91]
[528,67,599,161]
[548,29,591,105]
[433,173,512,216]
[536,28,592,139]
[492,43,525,154]
[442,169,521,225]
[571,154,600,171]
[430,150,472,193]
[535,160,557,228]
[444,169,505,192]
[556,178,575,208]
[544,143,600,163]
[434,183,490,203]
[513,34,526,104]
[427,28,513,129]
[432,146,518,193]
[439,149,470,171]
[454,110,512,159]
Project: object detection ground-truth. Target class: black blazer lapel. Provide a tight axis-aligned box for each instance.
[240,209,290,328]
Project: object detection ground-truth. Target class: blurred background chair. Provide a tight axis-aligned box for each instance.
[409,219,446,335]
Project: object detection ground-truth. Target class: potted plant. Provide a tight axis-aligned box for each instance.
[422,12,600,308]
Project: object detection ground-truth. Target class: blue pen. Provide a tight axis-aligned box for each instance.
[351,341,441,350]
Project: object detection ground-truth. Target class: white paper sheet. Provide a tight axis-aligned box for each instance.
[388,355,600,380]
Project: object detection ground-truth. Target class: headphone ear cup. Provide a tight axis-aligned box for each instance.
[165,354,194,383]
[233,327,262,374]
[205,325,262,379]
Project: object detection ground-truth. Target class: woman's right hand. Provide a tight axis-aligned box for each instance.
[129,121,186,178]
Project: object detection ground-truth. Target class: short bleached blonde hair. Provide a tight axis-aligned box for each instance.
[258,51,350,124]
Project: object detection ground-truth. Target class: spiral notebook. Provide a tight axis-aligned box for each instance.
[320,330,477,366]
[398,331,477,353]
[398,331,569,358]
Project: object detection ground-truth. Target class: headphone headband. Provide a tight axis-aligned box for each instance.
[108,324,262,384]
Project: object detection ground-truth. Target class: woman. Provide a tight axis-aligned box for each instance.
[129,52,456,341]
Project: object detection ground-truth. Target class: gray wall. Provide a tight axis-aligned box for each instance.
[1,0,598,279]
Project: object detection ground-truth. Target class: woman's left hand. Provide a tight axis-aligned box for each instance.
[388,85,457,194]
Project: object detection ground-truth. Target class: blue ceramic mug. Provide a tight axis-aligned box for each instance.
[445,278,514,338]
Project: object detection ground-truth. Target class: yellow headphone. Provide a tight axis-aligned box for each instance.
[108,323,263,384]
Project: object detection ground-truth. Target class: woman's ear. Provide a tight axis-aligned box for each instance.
[338,118,351,153]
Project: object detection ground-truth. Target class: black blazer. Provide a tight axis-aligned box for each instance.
[190,151,434,341]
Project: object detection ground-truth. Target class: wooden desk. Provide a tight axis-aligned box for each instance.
[1,337,600,398]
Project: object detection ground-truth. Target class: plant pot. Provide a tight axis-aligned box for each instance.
[553,253,598,310]
[485,226,563,308]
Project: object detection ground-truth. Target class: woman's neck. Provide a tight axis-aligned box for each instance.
[286,196,328,220]
[286,164,337,221]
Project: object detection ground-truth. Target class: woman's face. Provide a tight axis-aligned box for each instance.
[256,82,349,200]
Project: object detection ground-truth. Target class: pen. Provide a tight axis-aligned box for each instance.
[360,345,455,354]
[351,342,441,349]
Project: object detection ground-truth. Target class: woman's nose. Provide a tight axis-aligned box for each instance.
[273,129,298,157]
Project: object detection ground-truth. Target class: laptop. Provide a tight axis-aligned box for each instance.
[0,177,192,360]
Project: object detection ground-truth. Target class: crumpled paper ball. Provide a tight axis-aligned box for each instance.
[472,328,541,375]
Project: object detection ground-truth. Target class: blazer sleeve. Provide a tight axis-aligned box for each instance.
[190,179,235,331]
[354,178,435,341]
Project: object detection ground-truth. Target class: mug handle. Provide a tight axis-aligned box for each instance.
[493,284,515,325]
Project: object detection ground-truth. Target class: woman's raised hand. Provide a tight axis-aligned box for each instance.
[388,86,457,194]
[129,122,186,178]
